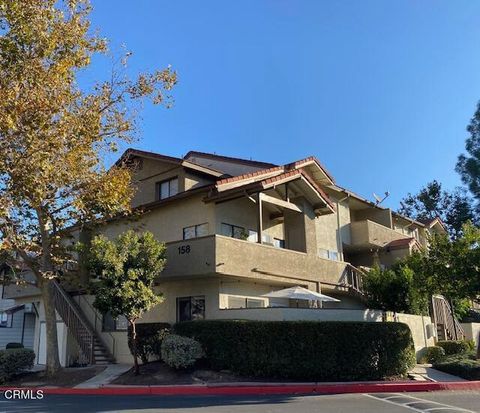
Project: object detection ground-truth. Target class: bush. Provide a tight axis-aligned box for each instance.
[0,348,35,383]
[128,322,170,364]
[5,343,23,349]
[422,346,445,364]
[436,340,470,356]
[174,320,416,381]
[434,353,480,380]
[161,334,204,370]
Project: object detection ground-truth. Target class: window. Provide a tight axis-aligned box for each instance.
[177,296,205,322]
[273,238,285,249]
[183,223,209,240]
[156,177,178,200]
[247,230,258,243]
[328,251,339,261]
[102,312,128,332]
[246,298,265,308]
[227,296,265,309]
[220,223,246,240]
[0,311,11,328]
[318,248,339,261]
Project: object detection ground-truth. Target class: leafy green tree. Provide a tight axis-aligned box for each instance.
[88,230,166,375]
[363,264,429,315]
[0,0,175,375]
[405,223,480,306]
[457,101,480,202]
[398,181,475,237]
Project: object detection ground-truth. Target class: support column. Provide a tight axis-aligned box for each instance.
[257,192,263,244]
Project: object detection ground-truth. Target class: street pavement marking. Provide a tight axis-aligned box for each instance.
[365,393,476,413]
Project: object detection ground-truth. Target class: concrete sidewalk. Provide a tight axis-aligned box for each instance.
[410,364,467,382]
[74,364,132,388]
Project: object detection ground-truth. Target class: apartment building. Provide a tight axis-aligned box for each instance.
[2,149,446,364]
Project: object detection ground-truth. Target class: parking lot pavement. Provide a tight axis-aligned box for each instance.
[0,391,479,412]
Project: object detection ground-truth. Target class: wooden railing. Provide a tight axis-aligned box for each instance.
[343,263,365,294]
[52,280,95,364]
[431,294,465,341]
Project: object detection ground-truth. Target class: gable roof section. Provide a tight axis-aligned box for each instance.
[207,168,335,212]
[183,150,277,169]
[418,217,448,233]
[386,237,421,250]
[117,148,227,178]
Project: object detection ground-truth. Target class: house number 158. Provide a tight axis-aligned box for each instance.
[178,245,191,255]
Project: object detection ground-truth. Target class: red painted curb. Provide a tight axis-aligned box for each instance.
[1,381,480,396]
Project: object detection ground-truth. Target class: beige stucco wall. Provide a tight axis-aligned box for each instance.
[395,313,435,360]
[461,322,480,347]
[130,159,215,208]
[350,220,409,249]
[352,208,392,229]
[215,235,349,290]
[100,193,216,244]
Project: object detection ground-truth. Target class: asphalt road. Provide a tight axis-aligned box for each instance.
[0,391,479,413]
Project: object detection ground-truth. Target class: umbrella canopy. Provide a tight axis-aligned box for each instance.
[262,286,340,302]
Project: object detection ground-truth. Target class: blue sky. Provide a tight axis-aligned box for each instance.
[86,1,480,209]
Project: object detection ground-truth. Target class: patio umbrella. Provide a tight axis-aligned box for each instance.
[262,286,340,302]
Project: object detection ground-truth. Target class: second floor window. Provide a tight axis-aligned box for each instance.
[156,177,178,200]
[221,223,247,240]
[183,223,209,240]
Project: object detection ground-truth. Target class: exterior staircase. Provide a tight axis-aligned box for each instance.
[52,280,115,365]
[431,294,465,341]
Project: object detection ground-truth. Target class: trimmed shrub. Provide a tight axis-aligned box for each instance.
[174,320,416,381]
[0,348,35,383]
[128,322,170,364]
[5,343,23,349]
[161,334,204,370]
[422,346,445,364]
[436,340,470,356]
[434,353,480,380]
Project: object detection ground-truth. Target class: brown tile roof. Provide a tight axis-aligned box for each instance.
[216,165,284,186]
[386,237,421,250]
[184,150,277,169]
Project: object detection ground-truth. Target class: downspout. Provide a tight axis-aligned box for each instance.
[336,195,350,261]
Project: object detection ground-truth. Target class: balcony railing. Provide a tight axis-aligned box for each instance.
[162,235,355,291]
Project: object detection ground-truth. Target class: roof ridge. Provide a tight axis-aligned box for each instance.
[184,150,277,168]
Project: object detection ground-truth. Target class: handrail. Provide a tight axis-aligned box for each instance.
[52,280,94,364]
[52,280,92,333]
[431,295,465,340]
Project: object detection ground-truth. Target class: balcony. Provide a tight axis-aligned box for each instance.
[162,235,352,291]
[348,220,410,250]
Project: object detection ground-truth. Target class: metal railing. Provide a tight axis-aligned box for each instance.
[431,294,465,340]
[52,280,95,364]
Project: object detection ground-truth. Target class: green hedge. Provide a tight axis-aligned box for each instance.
[128,322,170,364]
[434,353,480,380]
[422,346,446,364]
[174,320,416,381]
[0,348,35,383]
[436,340,471,356]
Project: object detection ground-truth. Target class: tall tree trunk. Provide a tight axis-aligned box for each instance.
[130,320,140,375]
[41,279,62,376]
